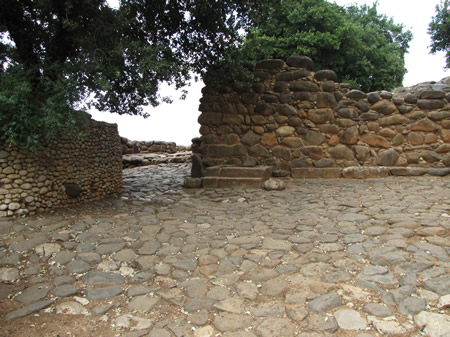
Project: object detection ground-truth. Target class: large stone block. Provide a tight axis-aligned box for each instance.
[314,70,337,82]
[340,126,359,145]
[377,149,399,166]
[241,131,261,146]
[282,137,304,148]
[249,144,270,158]
[286,55,314,70]
[305,130,325,145]
[292,168,342,178]
[198,113,222,125]
[372,100,397,115]
[205,144,247,158]
[328,145,355,160]
[417,99,445,109]
[361,133,391,148]
[378,115,409,126]
[316,92,337,108]
[308,109,334,124]
[407,118,439,132]
[302,146,324,160]
[290,81,320,92]
[272,146,292,160]
[255,59,285,71]
[442,129,450,143]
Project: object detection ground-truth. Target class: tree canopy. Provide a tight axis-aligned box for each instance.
[219,0,412,92]
[0,0,274,148]
[428,0,449,68]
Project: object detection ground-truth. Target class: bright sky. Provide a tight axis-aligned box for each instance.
[90,0,448,145]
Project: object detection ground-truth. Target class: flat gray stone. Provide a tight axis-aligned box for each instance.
[308,293,341,313]
[0,284,14,300]
[322,270,353,283]
[78,252,102,263]
[85,286,123,300]
[423,274,450,295]
[83,270,124,285]
[213,298,245,314]
[172,259,197,271]
[67,259,91,274]
[382,285,415,306]
[54,275,76,285]
[52,251,76,265]
[213,313,253,332]
[362,303,393,317]
[128,295,160,312]
[334,309,367,330]
[307,314,339,333]
[398,296,426,315]
[53,284,78,297]
[15,283,53,304]
[256,318,295,337]
[5,300,54,320]
[9,236,47,252]
[96,242,125,254]
[235,282,258,300]
[138,241,161,255]
[250,301,284,317]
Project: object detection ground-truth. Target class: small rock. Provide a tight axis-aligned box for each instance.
[264,179,286,191]
[56,301,88,315]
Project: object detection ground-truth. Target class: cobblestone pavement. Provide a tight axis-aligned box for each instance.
[0,163,449,337]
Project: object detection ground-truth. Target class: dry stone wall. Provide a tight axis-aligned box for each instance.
[0,117,122,217]
[195,56,450,176]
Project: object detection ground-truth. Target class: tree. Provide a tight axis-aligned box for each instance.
[228,0,412,92]
[429,0,449,68]
[0,0,274,149]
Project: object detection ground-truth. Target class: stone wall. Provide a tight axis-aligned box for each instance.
[195,56,450,176]
[121,138,190,155]
[0,117,123,217]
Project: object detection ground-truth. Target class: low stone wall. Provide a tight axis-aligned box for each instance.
[195,56,450,175]
[0,117,123,217]
[121,138,190,155]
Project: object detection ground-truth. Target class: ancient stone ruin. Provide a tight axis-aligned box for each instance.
[0,116,122,217]
[192,56,449,187]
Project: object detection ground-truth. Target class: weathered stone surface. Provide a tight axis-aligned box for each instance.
[377,149,399,166]
[361,133,391,148]
[84,286,122,300]
[308,109,334,124]
[372,100,397,114]
[286,55,314,70]
[414,311,450,337]
[5,300,54,320]
[256,318,295,337]
[308,293,341,312]
[407,118,439,132]
[334,309,367,330]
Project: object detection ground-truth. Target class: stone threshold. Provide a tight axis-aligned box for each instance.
[184,166,449,189]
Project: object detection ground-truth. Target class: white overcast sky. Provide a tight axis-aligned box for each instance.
[90,0,448,145]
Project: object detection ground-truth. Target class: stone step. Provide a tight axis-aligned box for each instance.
[204,166,272,179]
[202,177,264,189]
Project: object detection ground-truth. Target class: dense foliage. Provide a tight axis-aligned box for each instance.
[0,0,273,149]
[224,0,412,92]
[428,0,449,68]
